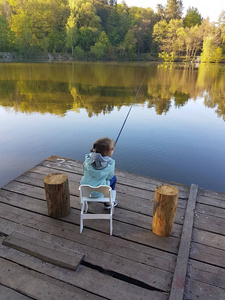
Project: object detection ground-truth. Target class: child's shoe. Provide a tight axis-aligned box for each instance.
[104,201,118,209]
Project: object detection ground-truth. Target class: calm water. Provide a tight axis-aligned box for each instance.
[0,62,225,193]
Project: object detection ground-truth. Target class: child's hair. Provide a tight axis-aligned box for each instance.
[91,137,114,156]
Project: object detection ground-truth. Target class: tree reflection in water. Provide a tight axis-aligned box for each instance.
[0,62,225,120]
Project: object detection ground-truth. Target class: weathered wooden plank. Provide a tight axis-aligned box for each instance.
[197,194,225,209]
[15,163,188,208]
[196,202,225,219]
[33,160,189,196]
[198,187,225,201]
[39,156,189,199]
[0,212,176,272]
[3,231,84,270]
[0,208,176,290]
[188,259,225,289]
[192,228,225,250]
[0,195,180,254]
[44,155,189,191]
[2,180,46,200]
[194,212,225,235]
[9,170,187,220]
[190,242,225,268]
[0,188,182,238]
[0,257,102,300]
[0,284,31,300]
[0,240,166,300]
[0,216,176,273]
[114,206,182,238]
[3,171,187,214]
[184,278,225,300]
[169,184,198,300]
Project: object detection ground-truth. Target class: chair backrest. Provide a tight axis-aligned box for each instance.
[79,185,113,204]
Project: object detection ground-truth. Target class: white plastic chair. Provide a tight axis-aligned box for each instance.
[79,185,116,235]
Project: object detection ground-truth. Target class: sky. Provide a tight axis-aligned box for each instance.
[117,0,224,23]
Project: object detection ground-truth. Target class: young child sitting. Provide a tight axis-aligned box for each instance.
[80,137,117,209]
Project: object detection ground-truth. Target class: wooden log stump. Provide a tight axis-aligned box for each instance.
[44,173,70,218]
[152,185,179,237]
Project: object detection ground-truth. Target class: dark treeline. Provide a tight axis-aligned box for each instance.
[0,0,225,62]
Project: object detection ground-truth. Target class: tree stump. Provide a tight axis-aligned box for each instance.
[44,173,71,218]
[152,185,179,237]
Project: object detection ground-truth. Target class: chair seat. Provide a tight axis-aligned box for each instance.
[79,185,116,235]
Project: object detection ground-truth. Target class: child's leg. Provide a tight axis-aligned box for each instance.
[110,175,117,190]
[105,175,117,209]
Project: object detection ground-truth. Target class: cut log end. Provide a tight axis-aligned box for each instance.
[155,185,179,197]
[44,173,68,185]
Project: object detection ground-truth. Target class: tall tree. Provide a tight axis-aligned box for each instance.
[66,0,101,51]
[184,7,202,28]
[106,7,120,46]
[153,19,183,55]
[218,11,225,54]
[165,0,183,21]
[129,6,157,55]
[0,15,14,51]
[201,36,222,63]
[156,4,165,21]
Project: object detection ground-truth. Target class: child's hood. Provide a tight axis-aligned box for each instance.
[89,152,112,170]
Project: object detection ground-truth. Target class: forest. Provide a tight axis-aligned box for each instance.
[0,0,225,62]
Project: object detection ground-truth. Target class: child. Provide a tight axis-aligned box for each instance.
[80,137,117,209]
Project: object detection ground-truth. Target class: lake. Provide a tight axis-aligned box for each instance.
[0,62,225,193]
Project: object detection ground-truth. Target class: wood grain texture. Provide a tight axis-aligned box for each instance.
[152,185,179,237]
[44,173,70,217]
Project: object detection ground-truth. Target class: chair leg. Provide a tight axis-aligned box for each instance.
[85,201,88,213]
[80,203,84,234]
[110,206,113,235]
[80,214,83,233]
[110,216,113,235]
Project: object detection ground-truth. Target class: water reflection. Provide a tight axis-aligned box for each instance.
[0,62,225,120]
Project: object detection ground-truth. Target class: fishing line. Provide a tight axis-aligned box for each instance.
[115,74,146,145]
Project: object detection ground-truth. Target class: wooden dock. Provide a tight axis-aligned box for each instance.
[0,155,224,300]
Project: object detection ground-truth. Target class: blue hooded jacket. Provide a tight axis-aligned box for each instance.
[80,152,115,187]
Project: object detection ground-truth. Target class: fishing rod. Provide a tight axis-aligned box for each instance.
[115,74,146,145]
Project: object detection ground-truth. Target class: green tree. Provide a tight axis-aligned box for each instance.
[91,41,106,60]
[176,25,203,58]
[67,0,100,52]
[90,29,110,60]
[218,11,225,54]
[8,0,69,53]
[119,29,136,60]
[106,7,120,46]
[201,36,222,63]
[0,15,14,51]
[165,0,183,21]
[156,4,165,21]
[117,2,131,43]
[66,1,79,55]
[0,0,11,23]
[79,26,98,51]
[153,19,183,55]
[66,24,79,55]
[71,0,100,29]
[183,7,202,28]
[74,45,85,59]
[129,6,157,56]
